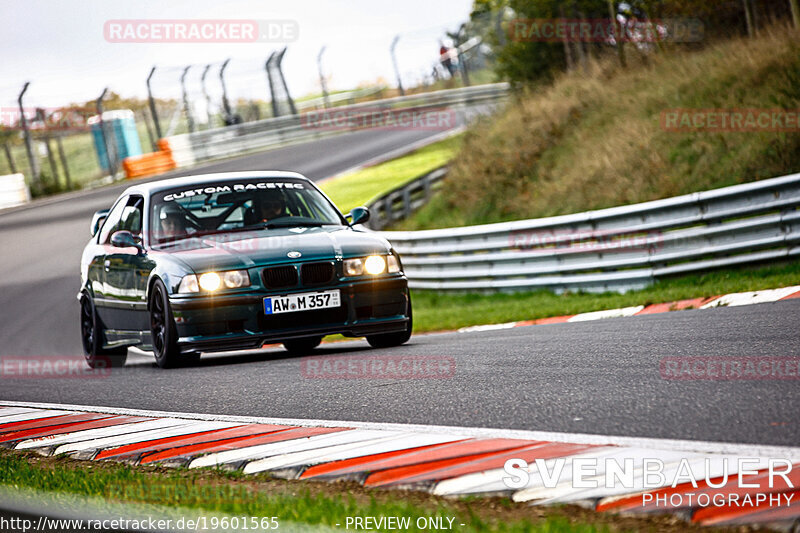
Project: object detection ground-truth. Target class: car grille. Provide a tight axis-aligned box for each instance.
[263,265,298,289]
[301,262,335,286]
[258,305,348,331]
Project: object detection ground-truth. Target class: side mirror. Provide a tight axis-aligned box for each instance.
[90,209,110,236]
[347,206,370,227]
[110,231,144,254]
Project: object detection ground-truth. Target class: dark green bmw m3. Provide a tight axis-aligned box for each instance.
[79,172,412,369]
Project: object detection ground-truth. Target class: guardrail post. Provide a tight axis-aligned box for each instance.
[423,173,432,200]
[384,196,393,225]
[402,187,412,218]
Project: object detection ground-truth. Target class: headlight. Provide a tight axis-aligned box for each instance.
[178,275,199,293]
[343,258,364,276]
[364,255,386,275]
[198,272,221,291]
[178,270,250,293]
[387,254,401,273]
[222,270,250,288]
[344,255,399,277]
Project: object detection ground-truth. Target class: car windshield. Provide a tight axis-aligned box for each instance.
[149,178,344,246]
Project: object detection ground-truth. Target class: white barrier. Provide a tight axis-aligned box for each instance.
[0,173,30,210]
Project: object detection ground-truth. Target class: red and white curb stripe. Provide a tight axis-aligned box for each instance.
[1,401,799,529]
[457,285,800,333]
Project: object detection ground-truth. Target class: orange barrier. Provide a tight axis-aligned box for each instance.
[122,140,176,179]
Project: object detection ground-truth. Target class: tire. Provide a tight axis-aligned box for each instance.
[366,298,413,348]
[283,336,323,355]
[149,279,182,368]
[80,293,127,369]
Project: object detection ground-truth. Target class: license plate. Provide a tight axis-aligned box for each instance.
[264,289,341,315]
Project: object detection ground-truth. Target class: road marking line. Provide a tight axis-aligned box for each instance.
[0,410,74,425]
[14,418,181,451]
[243,433,460,475]
[54,421,235,455]
[701,286,800,308]
[187,428,362,469]
[457,322,518,333]
[567,306,645,322]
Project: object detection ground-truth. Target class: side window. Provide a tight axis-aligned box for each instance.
[97,196,129,244]
[99,196,143,244]
[119,196,144,236]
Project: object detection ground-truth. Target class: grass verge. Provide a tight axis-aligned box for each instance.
[409,260,800,333]
[320,135,462,214]
[397,29,800,230]
[0,449,737,532]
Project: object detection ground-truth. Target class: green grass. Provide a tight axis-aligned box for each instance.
[0,450,630,533]
[320,135,462,214]
[409,260,800,333]
[398,29,800,230]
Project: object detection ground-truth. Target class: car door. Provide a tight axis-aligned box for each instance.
[99,195,153,336]
[91,195,129,327]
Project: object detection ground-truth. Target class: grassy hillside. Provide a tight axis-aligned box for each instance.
[398,29,800,230]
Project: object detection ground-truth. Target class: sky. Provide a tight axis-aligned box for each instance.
[0,0,474,111]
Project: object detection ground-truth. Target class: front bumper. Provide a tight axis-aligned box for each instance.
[169,276,409,353]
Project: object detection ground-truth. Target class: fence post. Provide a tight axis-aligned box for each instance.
[219,58,233,122]
[17,82,41,187]
[200,64,213,127]
[96,87,117,177]
[42,133,60,187]
[146,66,162,139]
[607,0,626,67]
[2,143,16,174]
[180,65,195,133]
[265,52,278,117]
[56,135,71,189]
[275,48,298,116]
[390,35,405,96]
[317,46,330,108]
[140,108,156,152]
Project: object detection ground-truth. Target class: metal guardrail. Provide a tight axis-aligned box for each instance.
[377,172,800,292]
[165,84,510,167]
[366,166,448,230]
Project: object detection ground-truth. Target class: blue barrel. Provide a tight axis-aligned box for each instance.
[88,110,143,172]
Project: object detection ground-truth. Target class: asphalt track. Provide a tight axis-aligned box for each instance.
[0,127,798,449]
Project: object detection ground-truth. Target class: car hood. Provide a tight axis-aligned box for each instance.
[153,226,392,273]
